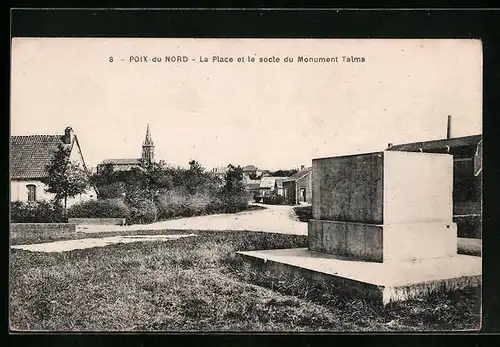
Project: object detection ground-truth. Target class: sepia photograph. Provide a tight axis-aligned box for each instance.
[9,37,482,332]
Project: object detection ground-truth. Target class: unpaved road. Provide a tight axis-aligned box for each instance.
[77,203,309,235]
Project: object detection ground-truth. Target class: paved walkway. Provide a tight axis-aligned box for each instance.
[77,203,309,236]
[12,234,197,253]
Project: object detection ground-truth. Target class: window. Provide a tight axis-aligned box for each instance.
[26,184,37,202]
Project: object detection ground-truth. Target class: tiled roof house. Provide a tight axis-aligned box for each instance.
[10,126,97,206]
[283,166,313,204]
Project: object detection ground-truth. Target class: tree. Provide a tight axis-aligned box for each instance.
[270,169,299,177]
[90,163,115,186]
[42,143,90,211]
[223,164,245,195]
[184,160,208,195]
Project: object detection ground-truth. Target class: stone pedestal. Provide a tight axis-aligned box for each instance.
[238,150,481,305]
[309,151,457,262]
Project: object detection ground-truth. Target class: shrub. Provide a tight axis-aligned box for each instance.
[155,189,249,221]
[67,199,130,219]
[157,190,219,219]
[220,193,249,213]
[128,198,158,224]
[11,200,66,223]
[293,205,313,222]
[156,190,188,219]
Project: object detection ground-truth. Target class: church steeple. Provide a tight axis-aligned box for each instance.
[142,124,155,164]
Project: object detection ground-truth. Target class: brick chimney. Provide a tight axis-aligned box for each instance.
[64,126,74,144]
[446,115,452,139]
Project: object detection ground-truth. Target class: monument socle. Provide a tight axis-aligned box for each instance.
[238,150,481,305]
[309,151,457,262]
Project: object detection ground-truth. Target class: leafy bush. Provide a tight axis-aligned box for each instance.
[156,189,248,219]
[128,198,158,224]
[11,201,66,223]
[293,205,313,222]
[220,193,249,213]
[90,160,251,224]
[67,199,130,219]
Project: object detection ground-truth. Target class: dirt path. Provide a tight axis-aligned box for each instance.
[78,203,308,235]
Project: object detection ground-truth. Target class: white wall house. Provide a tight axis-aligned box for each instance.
[10,126,97,207]
[258,176,287,197]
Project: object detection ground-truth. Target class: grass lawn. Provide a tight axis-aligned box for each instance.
[9,230,481,332]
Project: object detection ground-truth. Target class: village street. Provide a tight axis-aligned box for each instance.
[77,203,308,236]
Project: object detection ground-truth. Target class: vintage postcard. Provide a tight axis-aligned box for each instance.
[9,38,482,332]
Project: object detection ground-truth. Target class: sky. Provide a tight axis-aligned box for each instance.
[11,38,482,171]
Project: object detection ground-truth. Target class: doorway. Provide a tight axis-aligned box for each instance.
[299,188,306,202]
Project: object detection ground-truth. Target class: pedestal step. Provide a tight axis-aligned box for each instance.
[237,248,481,305]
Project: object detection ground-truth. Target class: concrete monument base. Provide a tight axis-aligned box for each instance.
[237,248,481,305]
[237,151,481,305]
[309,219,458,263]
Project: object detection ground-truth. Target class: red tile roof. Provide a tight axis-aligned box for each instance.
[10,135,66,180]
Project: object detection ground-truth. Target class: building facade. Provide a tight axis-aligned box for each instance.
[283,166,313,205]
[97,124,155,173]
[10,126,97,207]
[258,177,287,197]
[242,165,263,180]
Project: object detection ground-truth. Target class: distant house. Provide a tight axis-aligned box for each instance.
[274,178,287,196]
[97,124,155,173]
[98,158,144,173]
[242,165,263,179]
[211,166,229,179]
[259,177,287,197]
[283,166,313,204]
[387,134,482,238]
[245,182,261,200]
[10,126,97,207]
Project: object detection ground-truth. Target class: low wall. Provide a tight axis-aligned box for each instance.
[68,218,126,225]
[11,223,76,237]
